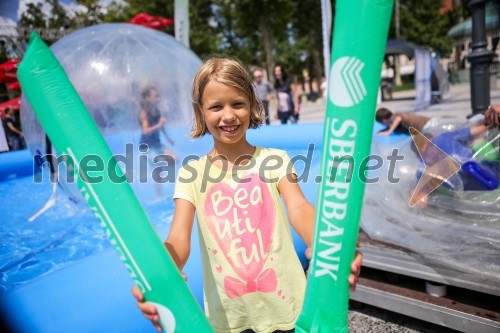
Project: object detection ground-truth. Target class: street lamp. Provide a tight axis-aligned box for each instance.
[467,0,495,115]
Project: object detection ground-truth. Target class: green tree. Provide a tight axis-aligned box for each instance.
[0,43,8,64]
[102,0,130,23]
[0,42,9,103]
[74,0,105,28]
[448,0,470,69]
[206,1,258,63]
[228,0,295,81]
[103,0,220,59]
[290,0,330,89]
[400,0,455,56]
[188,0,221,59]
[47,0,71,29]
[18,2,47,28]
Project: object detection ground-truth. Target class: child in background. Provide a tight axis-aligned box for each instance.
[376,107,437,136]
[139,86,176,158]
[132,58,362,333]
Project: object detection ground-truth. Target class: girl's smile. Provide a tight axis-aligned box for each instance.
[202,81,251,145]
[219,125,240,134]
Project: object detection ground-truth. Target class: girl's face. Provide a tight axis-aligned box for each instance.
[145,89,160,103]
[201,80,251,146]
[274,66,282,79]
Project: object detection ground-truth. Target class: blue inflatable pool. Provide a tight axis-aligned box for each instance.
[0,124,326,332]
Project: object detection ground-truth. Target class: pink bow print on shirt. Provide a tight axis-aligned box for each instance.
[224,268,277,299]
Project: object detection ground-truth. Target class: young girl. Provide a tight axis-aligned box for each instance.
[139,85,176,159]
[139,86,177,197]
[273,65,300,125]
[132,57,362,333]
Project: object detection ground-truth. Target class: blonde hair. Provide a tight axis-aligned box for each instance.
[190,57,264,138]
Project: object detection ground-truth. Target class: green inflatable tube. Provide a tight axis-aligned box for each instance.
[295,1,393,332]
[17,33,213,333]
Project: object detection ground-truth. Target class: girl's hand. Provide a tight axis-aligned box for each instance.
[131,273,187,332]
[304,243,363,292]
[132,286,162,332]
[349,247,363,292]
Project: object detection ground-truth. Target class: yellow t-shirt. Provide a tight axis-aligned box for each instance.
[174,147,306,333]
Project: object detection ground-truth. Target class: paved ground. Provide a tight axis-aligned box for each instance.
[348,301,459,333]
[268,80,500,126]
[269,81,500,333]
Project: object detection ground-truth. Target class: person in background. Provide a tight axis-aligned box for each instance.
[320,76,328,100]
[274,65,300,125]
[376,107,438,136]
[253,69,273,125]
[139,86,176,157]
[382,77,393,101]
[139,86,176,198]
[4,107,25,151]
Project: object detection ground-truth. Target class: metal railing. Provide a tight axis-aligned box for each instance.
[0,25,71,41]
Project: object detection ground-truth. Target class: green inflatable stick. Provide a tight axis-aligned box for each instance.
[295,1,393,332]
[17,32,213,333]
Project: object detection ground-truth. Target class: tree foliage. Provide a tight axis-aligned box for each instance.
[227,0,294,77]
[102,0,220,59]
[47,0,72,29]
[18,2,47,28]
[73,0,105,28]
[101,1,130,23]
[15,0,468,82]
[399,0,461,57]
[187,0,220,59]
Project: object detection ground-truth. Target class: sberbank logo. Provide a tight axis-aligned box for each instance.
[329,56,366,107]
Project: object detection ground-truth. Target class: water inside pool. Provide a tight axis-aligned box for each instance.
[0,148,319,293]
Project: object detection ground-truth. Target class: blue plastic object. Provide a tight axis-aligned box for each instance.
[462,161,499,191]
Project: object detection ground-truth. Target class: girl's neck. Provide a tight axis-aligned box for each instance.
[210,140,255,168]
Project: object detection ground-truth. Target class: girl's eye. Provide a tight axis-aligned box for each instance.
[209,105,222,111]
[233,103,244,108]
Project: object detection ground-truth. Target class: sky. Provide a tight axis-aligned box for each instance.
[0,0,120,26]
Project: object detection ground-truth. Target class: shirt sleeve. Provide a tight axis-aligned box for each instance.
[271,150,297,183]
[173,163,197,205]
[452,127,472,144]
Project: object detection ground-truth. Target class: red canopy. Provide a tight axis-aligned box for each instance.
[128,13,173,30]
[7,81,20,91]
[0,59,20,83]
[0,59,20,72]
[0,97,21,119]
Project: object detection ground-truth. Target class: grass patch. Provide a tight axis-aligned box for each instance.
[394,82,415,92]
